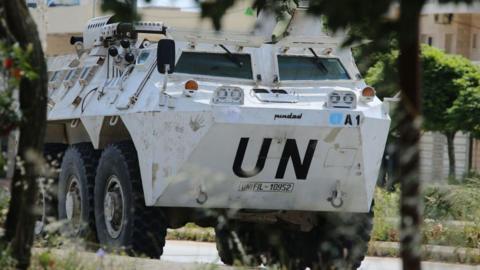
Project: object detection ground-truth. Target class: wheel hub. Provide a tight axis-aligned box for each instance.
[65,176,82,224]
[103,176,125,239]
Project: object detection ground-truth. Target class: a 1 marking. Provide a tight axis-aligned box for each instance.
[329,112,361,127]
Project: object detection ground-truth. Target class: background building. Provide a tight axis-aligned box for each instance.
[28,0,255,55]
[419,3,480,182]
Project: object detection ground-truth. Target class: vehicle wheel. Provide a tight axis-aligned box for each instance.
[57,143,99,240]
[36,143,67,235]
[272,229,311,269]
[309,208,374,270]
[94,141,167,258]
[215,222,261,266]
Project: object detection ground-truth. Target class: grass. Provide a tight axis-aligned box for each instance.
[166,223,215,243]
[423,178,480,222]
[368,242,480,265]
[372,183,480,249]
[31,250,95,270]
[371,217,480,248]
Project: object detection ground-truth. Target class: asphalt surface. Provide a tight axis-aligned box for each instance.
[162,240,480,270]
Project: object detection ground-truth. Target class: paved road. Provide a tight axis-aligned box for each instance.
[162,240,480,270]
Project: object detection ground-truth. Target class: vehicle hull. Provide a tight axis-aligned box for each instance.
[121,106,390,213]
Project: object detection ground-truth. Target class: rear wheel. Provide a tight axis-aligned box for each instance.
[57,143,99,240]
[36,143,67,235]
[94,141,167,258]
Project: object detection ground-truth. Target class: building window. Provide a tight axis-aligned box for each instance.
[473,33,477,49]
[445,33,453,54]
[428,36,434,46]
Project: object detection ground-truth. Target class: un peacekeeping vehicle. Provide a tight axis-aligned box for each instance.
[42,4,390,270]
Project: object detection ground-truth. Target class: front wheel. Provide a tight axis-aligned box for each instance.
[215,222,262,266]
[57,143,98,239]
[308,209,374,270]
[94,141,167,258]
[268,209,374,270]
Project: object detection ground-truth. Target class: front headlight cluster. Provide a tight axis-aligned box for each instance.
[212,86,244,105]
[327,90,357,109]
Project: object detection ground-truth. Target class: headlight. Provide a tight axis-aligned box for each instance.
[212,86,244,105]
[217,89,228,100]
[330,92,341,104]
[343,93,355,104]
[327,90,357,109]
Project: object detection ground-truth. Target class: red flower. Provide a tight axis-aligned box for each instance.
[3,58,13,69]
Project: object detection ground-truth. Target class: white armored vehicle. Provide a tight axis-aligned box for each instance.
[42,5,390,270]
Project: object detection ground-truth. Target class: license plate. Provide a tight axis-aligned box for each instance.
[238,182,295,193]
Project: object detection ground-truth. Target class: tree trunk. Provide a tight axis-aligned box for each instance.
[445,131,456,179]
[1,1,48,269]
[398,1,426,270]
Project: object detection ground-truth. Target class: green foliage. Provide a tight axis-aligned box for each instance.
[364,49,399,99]
[0,244,15,270]
[198,0,236,31]
[374,181,480,223]
[166,223,216,242]
[0,42,40,135]
[1,42,39,84]
[0,92,20,135]
[29,250,94,270]
[448,87,480,138]
[373,186,400,218]
[371,186,480,249]
[37,251,54,270]
[351,37,398,76]
[372,187,400,242]
[423,186,455,220]
[422,45,480,133]
[0,187,9,227]
[366,45,480,135]
[100,0,151,22]
[371,218,480,249]
[424,179,480,222]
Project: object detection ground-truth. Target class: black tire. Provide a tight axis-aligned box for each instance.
[94,141,167,259]
[214,221,262,266]
[215,224,237,265]
[57,143,99,240]
[262,209,373,270]
[308,208,374,270]
[272,229,311,269]
[36,143,67,235]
